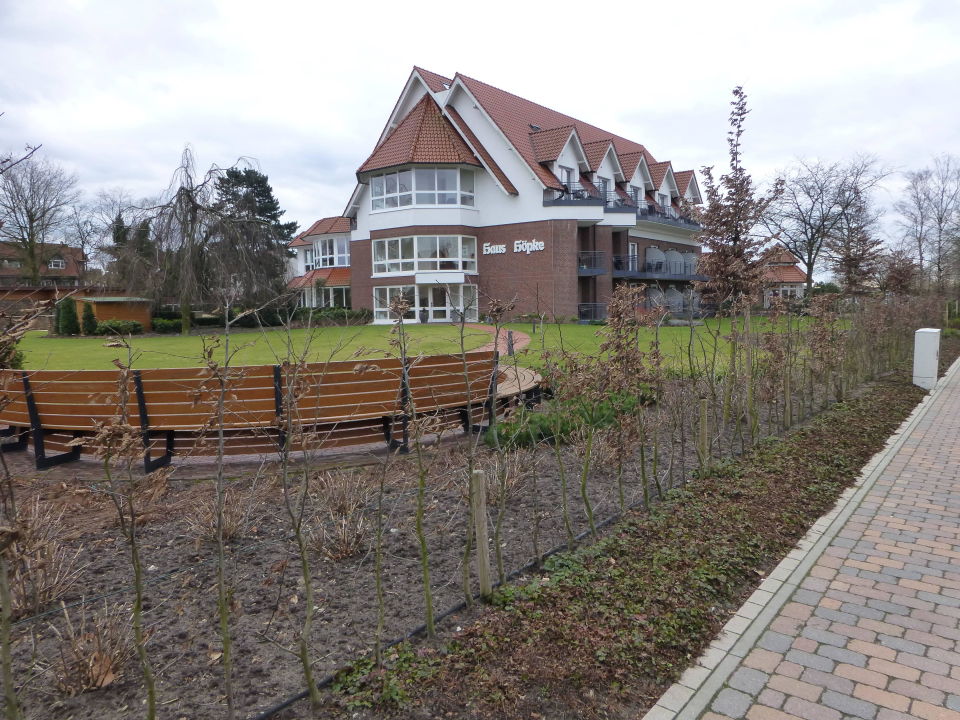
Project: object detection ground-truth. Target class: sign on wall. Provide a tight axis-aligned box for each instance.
[482,239,546,255]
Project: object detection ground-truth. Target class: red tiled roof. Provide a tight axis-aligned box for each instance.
[455,73,657,190]
[762,247,805,284]
[289,231,310,248]
[764,265,806,284]
[529,125,576,163]
[766,247,802,265]
[303,216,351,237]
[414,66,452,93]
[648,161,673,191]
[674,170,695,195]
[358,94,481,175]
[582,140,615,173]
[444,105,519,195]
[287,267,351,289]
[618,151,646,184]
[0,242,84,279]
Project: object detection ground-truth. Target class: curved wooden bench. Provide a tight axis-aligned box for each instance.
[0,351,541,471]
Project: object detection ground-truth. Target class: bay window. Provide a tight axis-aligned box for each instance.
[317,236,350,267]
[373,235,477,274]
[374,285,416,321]
[371,167,475,210]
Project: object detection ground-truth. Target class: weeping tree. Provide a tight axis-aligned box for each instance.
[151,149,294,332]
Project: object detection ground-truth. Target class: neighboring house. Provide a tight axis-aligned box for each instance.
[287,67,704,323]
[287,217,352,308]
[0,242,85,287]
[762,248,807,308]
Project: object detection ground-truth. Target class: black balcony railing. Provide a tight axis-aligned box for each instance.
[545,182,603,203]
[636,202,700,228]
[577,251,606,274]
[577,303,607,322]
[611,256,704,280]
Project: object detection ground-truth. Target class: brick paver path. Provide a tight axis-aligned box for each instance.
[467,323,531,354]
[702,362,960,720]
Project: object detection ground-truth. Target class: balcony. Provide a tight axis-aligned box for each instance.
[543,182,605,207]
[577,251,606,276]
[636,202,700,229]
[577,303,607,323]
[544,185,700,229]
[611,257,708,282]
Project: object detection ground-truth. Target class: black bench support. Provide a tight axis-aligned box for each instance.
[21,372,82,470]
[133,370,174,474]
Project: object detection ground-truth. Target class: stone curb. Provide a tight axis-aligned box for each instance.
[640,355,960,720]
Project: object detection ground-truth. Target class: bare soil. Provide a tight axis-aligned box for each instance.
[8,336,959,720]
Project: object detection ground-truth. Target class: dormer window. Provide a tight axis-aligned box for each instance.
[630,185,641,204]
[658,192,670,209]
[371,168,474,210]
[47,257,65,270]
[558,166,574,187]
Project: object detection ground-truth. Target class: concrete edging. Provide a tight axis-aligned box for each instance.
[641,355,960,720]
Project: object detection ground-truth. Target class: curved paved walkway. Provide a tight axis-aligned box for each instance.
[644,355,960,720]
[466,323,531,355]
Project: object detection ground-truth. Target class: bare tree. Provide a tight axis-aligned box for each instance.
[0,112,39,177]
[0,156,80,284]
[765,156,886,293]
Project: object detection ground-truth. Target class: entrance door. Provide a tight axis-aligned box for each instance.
[628,241,639,271]
[416,284,479,323]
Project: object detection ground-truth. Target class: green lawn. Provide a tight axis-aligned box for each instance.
[506,319,738,369]
[19,325,493,370]
[18,318,802,371]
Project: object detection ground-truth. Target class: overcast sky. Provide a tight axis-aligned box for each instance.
[2,0,958,236]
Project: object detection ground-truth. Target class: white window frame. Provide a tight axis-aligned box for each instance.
[303,248,314,272]
[373,285,416,321]
[374,283,478,323]
[316,236,350,268]
[370,167,475,211]
[47,258,66,270]
[372,235,478,275]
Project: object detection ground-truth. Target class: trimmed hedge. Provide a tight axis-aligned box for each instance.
[151,317,181,333]
[295,307,373,326]
[95,319,143,335]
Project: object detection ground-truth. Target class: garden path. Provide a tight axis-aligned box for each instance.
[643,354,960,720]
[467,323,531,355]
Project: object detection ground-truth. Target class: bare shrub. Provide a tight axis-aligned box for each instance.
[184,484,261,545]
[9,498,84,619]
[309,470,374,561]
[50,602,132,696]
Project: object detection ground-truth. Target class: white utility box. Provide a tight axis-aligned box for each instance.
[913,328,941,390]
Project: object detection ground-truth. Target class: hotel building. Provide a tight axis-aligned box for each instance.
[288,67,704,323]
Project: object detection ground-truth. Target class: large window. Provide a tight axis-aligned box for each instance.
[374,285,416,321]
[304,248,314,272]
[374,283,478,322]
[317,236,349,267]
[372,235,477,275]
[371,168,474,210]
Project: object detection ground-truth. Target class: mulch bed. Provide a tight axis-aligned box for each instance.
[8,336,958,720]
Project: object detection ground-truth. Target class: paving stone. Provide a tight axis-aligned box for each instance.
[712,688,753,719]
[729,667,769,695]
[766,673,823,701]
[785,649,835,672]
[853,683,911,712]
[876,633,926,655]
[758,631,794,654]
[821,688,878,718]
[756,688,785,709]
[817,644,868,667]
[887,678,945,705]
[802,626,847,647]
[783,696,841,720]
[801,667,855,694]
